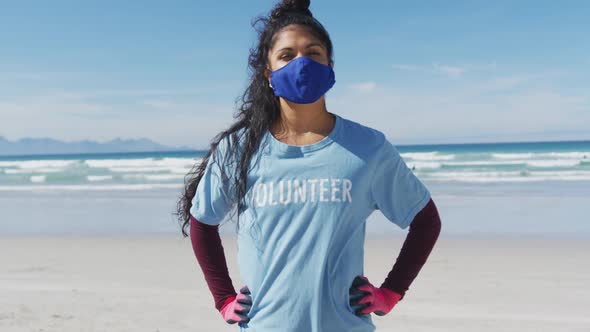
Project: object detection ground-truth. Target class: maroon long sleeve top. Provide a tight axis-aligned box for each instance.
[190,197,441,310]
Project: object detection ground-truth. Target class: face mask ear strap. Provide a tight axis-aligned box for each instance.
[265,68,274,89]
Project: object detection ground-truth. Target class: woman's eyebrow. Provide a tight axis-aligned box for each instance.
[274,43,324,55]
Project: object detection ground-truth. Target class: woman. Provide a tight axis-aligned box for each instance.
[176,1,442,331]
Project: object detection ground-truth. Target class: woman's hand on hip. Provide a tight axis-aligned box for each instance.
[220,285,252,324]
[349,276,402,316]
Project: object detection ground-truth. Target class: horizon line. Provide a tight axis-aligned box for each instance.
[2,138,590,159]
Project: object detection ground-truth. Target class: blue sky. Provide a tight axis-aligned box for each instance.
[1,0,589,148]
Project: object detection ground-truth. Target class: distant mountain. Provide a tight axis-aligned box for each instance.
[0,135,195,156]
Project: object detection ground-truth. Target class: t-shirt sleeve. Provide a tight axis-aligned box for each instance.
[370,136,431,229]
[189,139,234,226]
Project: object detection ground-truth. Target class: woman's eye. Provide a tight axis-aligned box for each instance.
[280,52,320,60]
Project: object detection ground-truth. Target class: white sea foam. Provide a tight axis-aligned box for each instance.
[108,166,175,173]
[121,174,185,181]
[492,153,535,159]
[526,160,583,168]
[427,170,590,182]
[86,157,198,175]
[435,159,583,168]
[0,160,76,168]
[405,162,442,170]
[401,152,455,161]
[540,151,590,159]
[4,168,64,174]
[0,183,182,191]
[87,175,114,182]
[85,157,198,169]
[30,175,46,183]
[144,174,185,181]
[443,160,526,166]
[493,151,590,160]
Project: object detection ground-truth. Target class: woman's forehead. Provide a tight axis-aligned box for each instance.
[271,25,322,50]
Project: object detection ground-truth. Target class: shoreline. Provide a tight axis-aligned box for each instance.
[1,230,590,240]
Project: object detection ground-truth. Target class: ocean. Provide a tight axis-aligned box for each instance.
[1,140,590,191]
[1,139,589,237]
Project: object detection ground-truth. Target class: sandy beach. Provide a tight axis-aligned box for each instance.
[1,233,589,332]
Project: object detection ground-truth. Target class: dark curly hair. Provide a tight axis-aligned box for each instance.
[175,0,335,236]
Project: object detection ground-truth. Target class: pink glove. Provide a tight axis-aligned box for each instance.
[349,276,402,316]
[220,286,252,324]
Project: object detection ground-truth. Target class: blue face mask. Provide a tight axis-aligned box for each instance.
[269,56,336,104]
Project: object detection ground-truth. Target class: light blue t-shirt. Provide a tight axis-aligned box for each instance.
[190,112,431,332]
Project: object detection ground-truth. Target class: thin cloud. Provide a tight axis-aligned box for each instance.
[391,62,498,77]
[0,70,93,82]
[348,82,378,92]
[391,65,419,71]
[142,100,180,111]
[432,64,467,77]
